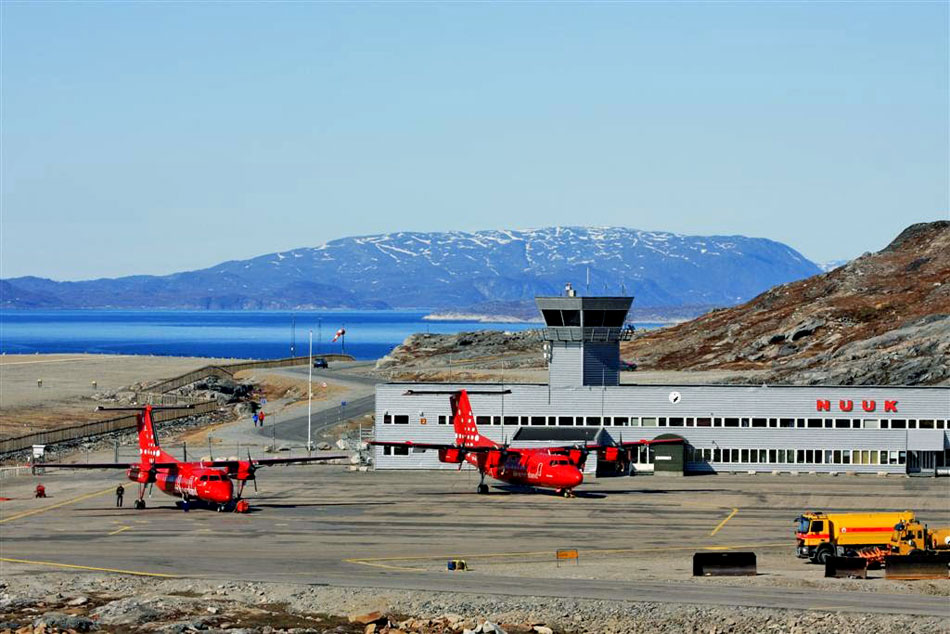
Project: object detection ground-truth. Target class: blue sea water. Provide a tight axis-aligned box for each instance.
[0,310,550,361]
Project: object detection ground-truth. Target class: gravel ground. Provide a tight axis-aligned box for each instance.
[1,570,947,634]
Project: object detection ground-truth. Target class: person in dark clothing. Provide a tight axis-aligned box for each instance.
[116,484,125,507]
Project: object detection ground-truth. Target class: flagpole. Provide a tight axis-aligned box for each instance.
[308,329,313,454]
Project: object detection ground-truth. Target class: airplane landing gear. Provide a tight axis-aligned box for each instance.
[557,488,576,498]
[133,499,146,510]
[477,484,489,495]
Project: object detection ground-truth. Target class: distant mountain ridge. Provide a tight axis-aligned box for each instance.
[1,227,822,310]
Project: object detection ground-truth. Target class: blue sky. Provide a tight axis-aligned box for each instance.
[2,2,947,280]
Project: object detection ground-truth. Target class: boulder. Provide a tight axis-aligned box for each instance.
[348,611,387,626]
[92,598,161,625]
[33,612,96,632]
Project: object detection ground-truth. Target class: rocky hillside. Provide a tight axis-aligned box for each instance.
[622,221,950,385]
[376,330,543,374]
[1,227,820,310]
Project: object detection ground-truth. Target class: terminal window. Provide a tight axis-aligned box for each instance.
[531,417,546,426]
[394,415,409,425]
[557,417,573,426]
[504,416,519,426]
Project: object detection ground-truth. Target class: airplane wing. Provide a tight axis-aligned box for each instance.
[370,441,497,453]
[35,462,135,469]
[602,437,684,449]
[37,462,180,469]
[200,454,348,468]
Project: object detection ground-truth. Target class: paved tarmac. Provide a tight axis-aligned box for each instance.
[2,467,948,617]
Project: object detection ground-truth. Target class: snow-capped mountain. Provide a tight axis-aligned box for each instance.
[820,259,850,272]
[2,227,821,310]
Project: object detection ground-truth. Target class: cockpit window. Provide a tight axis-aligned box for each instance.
[550,459,569,466]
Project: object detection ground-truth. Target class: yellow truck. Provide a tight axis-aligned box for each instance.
[889,520,950,556]
[794,511,916,564]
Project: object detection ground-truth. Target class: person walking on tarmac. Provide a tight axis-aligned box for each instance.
[116,484,125,507]
[258,410,266,426]
[253,412,259,427]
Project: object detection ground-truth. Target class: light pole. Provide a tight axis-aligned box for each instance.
[308,329,313,454]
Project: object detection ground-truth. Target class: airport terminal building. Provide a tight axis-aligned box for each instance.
[374,296,950,476]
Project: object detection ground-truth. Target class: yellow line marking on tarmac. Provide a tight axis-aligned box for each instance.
[0,487,113,524]
[344,541,788,568]
[108,525,132,536]
[709,507,739,536]
[343,558,427,572]
[0,558,176,578]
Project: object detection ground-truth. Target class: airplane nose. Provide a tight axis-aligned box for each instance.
[570,468,584,488]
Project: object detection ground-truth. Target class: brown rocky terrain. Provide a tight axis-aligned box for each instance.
[622,221,950,385]
[377,222,948,387]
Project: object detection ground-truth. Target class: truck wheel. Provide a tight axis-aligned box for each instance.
[816,546,833,565]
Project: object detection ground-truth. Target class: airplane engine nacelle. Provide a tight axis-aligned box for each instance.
[235,462,255,481]
[438,448,465,463]
[126,466,141,480]
[603,446,620,462]
[568,448,586,466]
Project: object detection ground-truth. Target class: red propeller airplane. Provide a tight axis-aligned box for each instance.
[38,405,343,512]
[371,389,680,497]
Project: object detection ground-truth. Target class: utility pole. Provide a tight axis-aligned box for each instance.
[308,329,313,454]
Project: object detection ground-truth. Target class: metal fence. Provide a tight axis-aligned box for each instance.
[0,400,221,456]
[0,353,356,457]
[141,353,355,395]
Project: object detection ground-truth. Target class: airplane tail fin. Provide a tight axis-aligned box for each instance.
[451,390,497,449]
[137,405,165,463]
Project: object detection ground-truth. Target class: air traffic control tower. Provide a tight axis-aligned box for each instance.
[536,286,633,388]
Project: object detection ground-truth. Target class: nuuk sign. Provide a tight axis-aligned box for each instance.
[816,400,898,413]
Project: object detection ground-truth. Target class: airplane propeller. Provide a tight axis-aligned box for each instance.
[247,449,259,493]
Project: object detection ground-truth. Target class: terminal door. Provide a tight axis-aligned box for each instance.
[907,451,936,474]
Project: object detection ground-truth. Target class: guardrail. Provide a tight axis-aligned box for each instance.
[141,354,356,395]
[1,353,358,457]
[0,401,220,457]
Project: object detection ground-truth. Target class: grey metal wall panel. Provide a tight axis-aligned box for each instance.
[549,343,583,388]
[583,343,619,386]
[374,382,950,471]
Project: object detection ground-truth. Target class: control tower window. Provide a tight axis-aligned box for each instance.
[581,309,627,327]
[541,310,563,326]
[562,310,581,326]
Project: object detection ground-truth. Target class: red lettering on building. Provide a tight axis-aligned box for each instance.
[816,400,831,412]
[839,400,853,412]
[862,400,876,412]
[884,400,898,413]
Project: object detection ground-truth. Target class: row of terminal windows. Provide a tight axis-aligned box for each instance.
[685,446,907,466]
[380,444,907,466]
[382,414,948,430]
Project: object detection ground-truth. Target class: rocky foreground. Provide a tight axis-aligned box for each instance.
[1,574,945,634]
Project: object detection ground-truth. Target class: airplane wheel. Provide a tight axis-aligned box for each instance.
[477,484,489,495]
[134,499,145,510]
